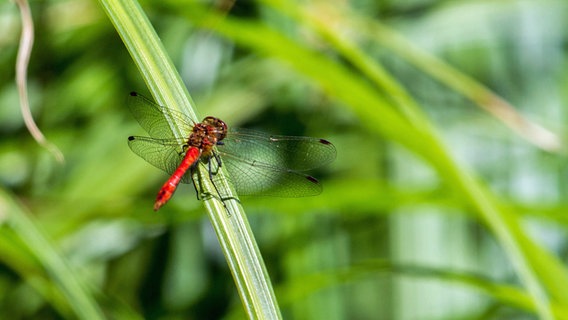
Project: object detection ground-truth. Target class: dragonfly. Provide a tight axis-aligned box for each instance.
[127,92,336,210]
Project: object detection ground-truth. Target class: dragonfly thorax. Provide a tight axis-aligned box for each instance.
[188,116,228,157]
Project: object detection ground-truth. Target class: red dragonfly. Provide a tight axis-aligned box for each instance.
[127,92,336,210]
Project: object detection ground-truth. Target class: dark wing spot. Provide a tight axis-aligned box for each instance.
[306,175,319,184]
[130,91,138,97]
[128,136,135,141]
[319,139,332,145]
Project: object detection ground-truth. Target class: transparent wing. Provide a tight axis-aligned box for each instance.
[127,136,193,183]
[220,128,336,171]
[127,92,195,139]
[213,129,335,197]
[213,153,323,197]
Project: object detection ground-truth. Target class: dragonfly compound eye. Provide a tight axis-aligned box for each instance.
[203,116,228,141]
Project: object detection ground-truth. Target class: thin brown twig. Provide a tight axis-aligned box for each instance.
[15,0,64,163]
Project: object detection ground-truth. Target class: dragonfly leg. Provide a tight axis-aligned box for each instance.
[206,152,222,175]
[214,152,223,168]
[189,156,239,213]
[207,157,224,198]
[190,165,202,201]
[190,161,227,204]
[207,156,241,206]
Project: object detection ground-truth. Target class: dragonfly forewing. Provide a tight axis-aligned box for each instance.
[128,92,195,140]
[216,153,323,197]
[221,128,336,171]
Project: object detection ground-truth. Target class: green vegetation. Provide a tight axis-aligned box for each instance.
[1,0,567,319]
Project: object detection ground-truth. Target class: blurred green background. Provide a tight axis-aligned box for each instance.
[1,0,568,319]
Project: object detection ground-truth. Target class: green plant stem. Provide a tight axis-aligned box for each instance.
[98,0,281,318]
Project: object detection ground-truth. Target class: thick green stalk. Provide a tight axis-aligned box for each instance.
[98,0,281,318]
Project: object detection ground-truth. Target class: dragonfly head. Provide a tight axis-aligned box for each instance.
[202,116,228,141]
